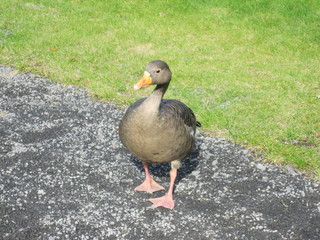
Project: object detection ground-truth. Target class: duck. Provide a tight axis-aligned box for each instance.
[119,60,200,209]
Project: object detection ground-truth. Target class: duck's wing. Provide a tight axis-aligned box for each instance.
[159,99,200,134]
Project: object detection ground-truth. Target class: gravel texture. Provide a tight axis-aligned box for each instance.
[0,65,319,240]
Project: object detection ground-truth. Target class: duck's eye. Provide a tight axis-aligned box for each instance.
[155,69,161,74]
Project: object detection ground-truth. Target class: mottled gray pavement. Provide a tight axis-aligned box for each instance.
[0,65,319,240]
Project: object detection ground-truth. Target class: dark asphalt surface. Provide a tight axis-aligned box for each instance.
[0,65,319,240]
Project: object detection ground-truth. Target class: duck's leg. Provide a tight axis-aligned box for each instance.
[135,162,165,193]
[149,167,177,209]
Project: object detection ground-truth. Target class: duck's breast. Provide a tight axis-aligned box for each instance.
[119,98,197,163]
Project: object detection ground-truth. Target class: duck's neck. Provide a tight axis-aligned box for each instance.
[141,83,169,115]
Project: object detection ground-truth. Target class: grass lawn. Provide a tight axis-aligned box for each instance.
[1,0,319,179]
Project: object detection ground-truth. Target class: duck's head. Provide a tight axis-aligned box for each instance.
[134,60,172,90]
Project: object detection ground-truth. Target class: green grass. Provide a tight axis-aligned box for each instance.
[1,0,319,179]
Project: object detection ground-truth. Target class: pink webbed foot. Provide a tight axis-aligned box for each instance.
[149,194,175,209]
[134,178,165,194]
[135,162,165,193]
[149,168,178,209]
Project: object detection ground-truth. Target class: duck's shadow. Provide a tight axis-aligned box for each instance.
[130,145,200,184]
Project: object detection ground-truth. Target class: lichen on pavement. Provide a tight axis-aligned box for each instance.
[0,65,319,239]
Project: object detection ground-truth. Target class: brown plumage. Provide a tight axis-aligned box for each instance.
[119,60,200,209]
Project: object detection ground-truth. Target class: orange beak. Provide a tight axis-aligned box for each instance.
[134,71,153,90]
